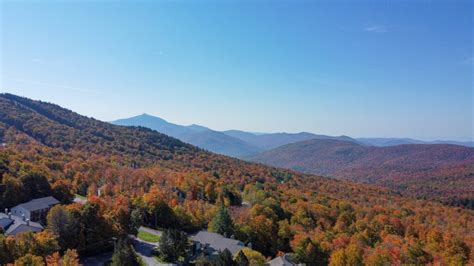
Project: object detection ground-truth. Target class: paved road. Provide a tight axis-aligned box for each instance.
[80,252,112,266]
[130,235,176,266]
[81,227,169,266]
[131,236,159,266]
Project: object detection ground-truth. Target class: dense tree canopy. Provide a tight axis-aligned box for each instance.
[0,94,473,265]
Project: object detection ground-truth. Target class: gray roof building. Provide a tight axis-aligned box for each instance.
[191,231,245,255]
[6,224,43,236]
[15,196,60,212]
[267,255,297,266]
[11,196,60,222]
[0,212,43,236]
[0,218,14,231]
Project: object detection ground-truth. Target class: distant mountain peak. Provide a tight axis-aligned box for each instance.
[138,113,160,118]
[112,114,262,157]
[117,113,169,123]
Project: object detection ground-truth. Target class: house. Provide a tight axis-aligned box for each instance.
[0,215,14,232]
[191,231,245,256]
[267,254,297,266]
[0,211,43,236]
[10,196,60,222]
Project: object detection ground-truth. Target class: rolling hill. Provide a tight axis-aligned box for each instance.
[1,93,473,264]
[357,137,474,147]
[250,139,474,207]
[224,130,355,150]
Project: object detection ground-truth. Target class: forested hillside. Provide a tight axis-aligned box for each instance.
[1,94,473,265]
[250,139,474,209]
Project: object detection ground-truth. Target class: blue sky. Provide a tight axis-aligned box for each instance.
[1,1,472,141]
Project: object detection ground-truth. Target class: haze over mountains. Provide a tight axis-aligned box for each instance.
[357,137,474,147]
[112,114,355,157]
[112,114,261,157]
[112,114,473,159]
[112,113,474,208]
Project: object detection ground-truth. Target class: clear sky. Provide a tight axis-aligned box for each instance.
[1,1,472,141]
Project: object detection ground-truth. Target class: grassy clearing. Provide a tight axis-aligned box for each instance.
[75,194,86,200]
[137,229,161,243]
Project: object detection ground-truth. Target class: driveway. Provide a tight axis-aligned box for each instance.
[80,252,112,266]
[130,235,176,266]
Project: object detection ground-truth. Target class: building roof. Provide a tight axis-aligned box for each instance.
[0,212,43,236]
[191,231,245,255]
[6,224,43,236]
[14,196,60,212]
[32,196,60,206]
[15,201,50,212]
[0,218,14,230]
[267,255,296,266]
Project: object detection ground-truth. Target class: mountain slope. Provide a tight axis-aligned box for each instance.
[357,137,474,147]
[1,93,473,264]
[250,139,474,207]
[113,113,193,137]
[112,114,262,157]
[224,130,355,150]
[0,94,195,165]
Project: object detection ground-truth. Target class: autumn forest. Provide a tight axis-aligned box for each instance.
[0,93,472,265]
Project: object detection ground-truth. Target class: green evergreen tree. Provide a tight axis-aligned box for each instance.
[235,250,249,266]
[215,249,234,266]
[111,238,139,266]
[130,208,144,235]
[209,206,234,236]
[194,254,212,266]
[157,229,188,262]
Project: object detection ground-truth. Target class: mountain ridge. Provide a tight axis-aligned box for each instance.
[112,113,262,157]
[112,114,473,160]
[111,114,365,158]
[357,137,474,147]
[249,138,474,208]
[111,114,356,157]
